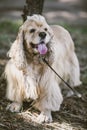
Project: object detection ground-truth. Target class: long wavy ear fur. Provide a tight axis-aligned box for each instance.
[8,26,27,70]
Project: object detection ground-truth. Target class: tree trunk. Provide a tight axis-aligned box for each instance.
[22,0,44,22]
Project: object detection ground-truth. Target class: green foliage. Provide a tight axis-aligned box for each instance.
[61,24,87,34]
[0,20,22,34]
[0,20,22,49]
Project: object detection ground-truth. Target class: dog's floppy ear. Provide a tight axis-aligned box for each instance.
[8,26,27,70]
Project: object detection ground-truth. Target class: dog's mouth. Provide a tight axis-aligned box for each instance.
[30,41,48,55]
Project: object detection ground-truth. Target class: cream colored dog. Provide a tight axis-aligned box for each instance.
[5,15,81,123]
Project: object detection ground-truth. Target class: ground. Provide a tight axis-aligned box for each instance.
[0,20,87,130]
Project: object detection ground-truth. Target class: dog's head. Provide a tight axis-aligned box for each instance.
[23,15,53,54]
[8,15,54,69]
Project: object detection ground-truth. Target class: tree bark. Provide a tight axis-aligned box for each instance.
[22,0,44,21]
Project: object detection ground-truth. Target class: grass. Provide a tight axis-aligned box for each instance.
[0,20,22,34]
[0,20,22,49]
[62,24,87,34]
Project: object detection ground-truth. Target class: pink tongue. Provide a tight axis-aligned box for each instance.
[38,44,48,55]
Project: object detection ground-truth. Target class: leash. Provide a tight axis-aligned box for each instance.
[42,57,83,98]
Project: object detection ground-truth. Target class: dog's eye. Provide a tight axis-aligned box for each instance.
[30,29,36,33]
[44,28,48,31]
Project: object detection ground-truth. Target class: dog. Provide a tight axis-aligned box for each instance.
[5,15,81,123]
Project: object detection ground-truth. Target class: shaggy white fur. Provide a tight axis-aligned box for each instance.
[5,15,81,123]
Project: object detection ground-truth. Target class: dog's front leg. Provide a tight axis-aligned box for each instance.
[35,79,63,123]
[5,61,24,112]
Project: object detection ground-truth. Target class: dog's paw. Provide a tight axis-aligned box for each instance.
[63,89,74,97]
[36,111,52,123]
[6,102,22,113]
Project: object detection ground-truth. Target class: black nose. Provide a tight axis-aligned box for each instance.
[39,32,46,39]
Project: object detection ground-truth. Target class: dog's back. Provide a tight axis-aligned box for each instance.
[51,25,81,87]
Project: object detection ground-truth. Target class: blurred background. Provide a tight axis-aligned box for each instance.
[0,0,87,25]
[0,0,87,130]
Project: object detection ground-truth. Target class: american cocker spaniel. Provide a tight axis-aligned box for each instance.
[5,15,81,123]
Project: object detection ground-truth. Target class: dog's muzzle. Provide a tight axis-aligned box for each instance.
[30,41,48,55]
